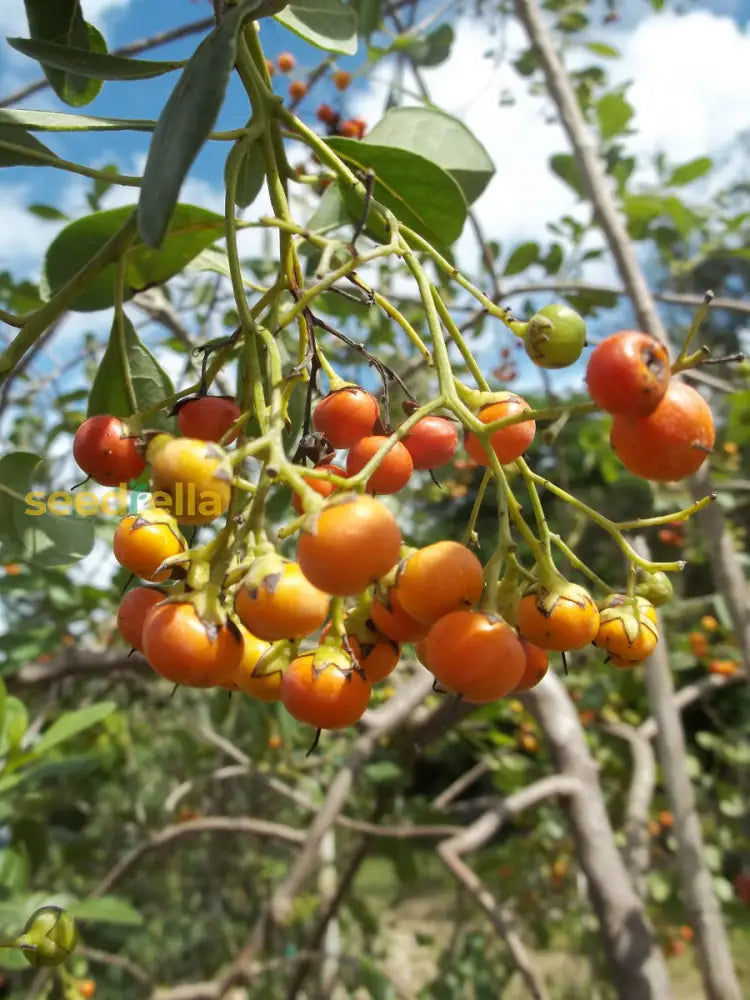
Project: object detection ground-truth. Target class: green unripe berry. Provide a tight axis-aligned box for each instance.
[635,571,674,608]
[16,906,78,967]
[522,304,587,369]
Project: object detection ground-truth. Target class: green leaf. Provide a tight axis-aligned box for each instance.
[409,23,454,67]
[504,242,539,276]
[87,314,175,426]
[229,140,266,209]
[22,0,105,106]
[137,1,265,249]
[668,157,713,187]
[350,0,382,37]
[0,108,158,133]
[42,203,226,312]
[326,136,467,247]
[275,0,358,55]
[12,503,95,569]
[305,183,352,233]
[363,107,494,205]
[0,124,58,168]
[0,697,28,756]
[596,91,633,140]
[0,451,42,542]
[68,896,143,926]
[27,203,68,220]
[32,702,116,757]
[549,153,585,197]
[364,761,402,784]
[8,36,185,80]
[585,41,620,58]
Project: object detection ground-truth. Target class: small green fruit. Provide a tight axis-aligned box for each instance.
[523,304,587,369]
[16,906,78,968]
[636,571,674,608]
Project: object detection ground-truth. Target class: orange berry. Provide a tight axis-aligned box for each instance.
[700,615,719,632]
[517,582,599,652]
[464,394,536,467]
[689,631,708,658]
[277,52,296,73]
[659,810,674,828]
[280,647,371,729]
[346,435,413,495]
[395,541,484,624]
[289,79,308,101]
[235,560,330,641]
[333,70,352,90]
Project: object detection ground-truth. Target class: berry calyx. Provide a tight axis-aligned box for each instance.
[593,594,659,667]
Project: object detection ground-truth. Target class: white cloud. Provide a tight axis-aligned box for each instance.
[0,183,61,271]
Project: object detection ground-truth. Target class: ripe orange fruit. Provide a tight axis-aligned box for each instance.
[297,494,401,596]
[289,79,308,101]
[586,331,671,417]
[395,541,484,624]
[277,52,296,72]
[235,560,330,641]
[594,595,658,667]
[112,512,185,583]
[147,435,232,525]
[312,387,378,449]
[464,394,536,467]
[117,586,166,651]
[370,585,429,643]
[610,381,715,482]
[231,625,279,701]
[511,639,549,692]
[280,648,371,728]
[346,435,413,494]
[142,603,243,688]
[333,70,352,90]
[425,611,525,703]
[517,582,599,651]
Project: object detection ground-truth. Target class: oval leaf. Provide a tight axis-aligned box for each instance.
[7,36,184,80]
[137,1,266,249]
[32,703,116,756]
[326,136,467,248]
[504,241,539,276]
[668,157,713,187]
[22,0,105,107]
[275,0,358,55]
[42,203,226,312]
[363,106,494,205]
[229,140,266,209]
[68,897,143,927]
[88,314,175,427]
[0,108,158,133]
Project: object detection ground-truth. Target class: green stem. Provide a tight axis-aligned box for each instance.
[0,213,138,378]
[0,140,140,186]
[0,307,22,328]
[550,534,610,593]
[432,287,489,390]
[462,469,491,546]
[114,247,138,415]
[614,493,715,530]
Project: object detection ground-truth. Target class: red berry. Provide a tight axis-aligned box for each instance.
[586,331,671,417]
[346,436,413,495]
[73,415,145,487]
[610,380,715,481]
[402,416,458,470]
[312,387,379,449]
[176,396,241,444]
